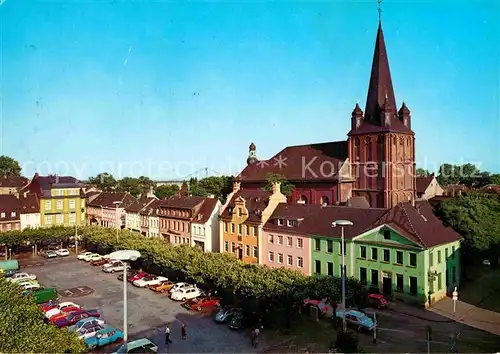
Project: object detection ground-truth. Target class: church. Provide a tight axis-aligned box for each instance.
[236,20,416,209]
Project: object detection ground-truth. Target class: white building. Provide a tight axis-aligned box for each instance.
[20,194,41,230]
[125,197,157,233]
[190,197,221,252]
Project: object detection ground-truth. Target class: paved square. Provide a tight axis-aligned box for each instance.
[28,257,256,353]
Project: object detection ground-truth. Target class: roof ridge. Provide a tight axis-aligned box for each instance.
[400,203,426,247]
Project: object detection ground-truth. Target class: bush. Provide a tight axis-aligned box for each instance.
[0,279,86,353]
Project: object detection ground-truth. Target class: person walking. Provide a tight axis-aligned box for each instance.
[181,323,187,340]
[164,325,172,345]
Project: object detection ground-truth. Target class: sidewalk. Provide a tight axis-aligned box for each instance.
[386,301,454,323]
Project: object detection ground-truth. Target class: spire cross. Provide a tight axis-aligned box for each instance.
[377,0,382,22]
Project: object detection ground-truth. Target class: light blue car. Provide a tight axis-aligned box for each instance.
[85,327,124,349]
[113,338,158,353]
[333,309,377,331]
[67,317,104,332]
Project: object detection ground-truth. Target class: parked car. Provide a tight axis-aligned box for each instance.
[91,258,108,266]
[53,309,101,328]
[171,286,201,301]
[332,309,376,332]
[55,248,70,257]
[45,301,81,320]
[228,310,258,330]
[8,272,37,282]
[26,288,57,304]
[77,251,94,260]
[76,323,103,339]
[0,269,18,278]
[169,282,191,294]
[113,338,158,353]
[182,296,221,311]
[150,281,175,293]
[118,270,138,281]
[367,293,388,309]
[133,276,169,288]
[104,262,130,273]
[87,254,103,263]
[42,250,58,258]
[41,299,60,312]
[214,306,241,323]
[86,327,124,349]
[19,280,41,291]
[128,272,149,283]
[68,316,105,332]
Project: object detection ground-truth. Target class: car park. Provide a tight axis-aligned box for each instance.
[128,272,149,283]
[87,254,103,263]
[0,269,18,278]
[214,306,241,323]
[113,338,158,353]
[45,301,81,319]
[332,309,376,332]
[25,287,58,304]
[42,250,58,258]
[68,317,105,332]
[76,323,104,339]
[133,275,169,288]
[55,248,70,257]
[228,310,258,330]
[117,270,138,281]
[170,286,201,301]
[182,296,220,311]
[78,251,94,260]
[367,293,388,309]
[86,327,124,349]
[53,309,101,328]
[169,282,191,294]
[91,258,107,266]
[19,280,41,291]
[103,262,130,273]
[149,281,175,293]
[8,272,37,282]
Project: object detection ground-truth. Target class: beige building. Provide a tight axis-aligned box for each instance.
[416,174,443,200]
[0,176,29,195]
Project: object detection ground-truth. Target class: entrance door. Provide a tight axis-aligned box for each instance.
[238,248,243,260]
[382,273,392,296]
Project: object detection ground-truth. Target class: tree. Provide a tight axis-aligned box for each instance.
[117,177,142,197]
[489,174,500,185]
[88,172,117,191]
[0,155,22,176]
[263,173,295,197]
[416,168,431,177]
[137,176,155,197]
[0,279,86,353]
[188,178,208,197]
[154,184,180,199]
[436,163,486,187]
[197,175,235,202]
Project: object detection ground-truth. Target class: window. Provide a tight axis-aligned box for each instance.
[409,253,417,267]
[277,235,283,245]
[360,267,367,284]
[0,212,4,218]
[253,226,258,236]
[396,274,404,292]
[314,239,320,251]
[224,222,228,232]
[237,208,241,217]
[371,248,378,260]
[11,211,16,217]
[371,270,379,286]
[44,200,51,211]
[56,214,63,224]
[69,200,76,209]
[231,223,235,233]
[56,200,63,210]
[269,252,274,262]
[253,246,258,258]
[238,224,242,235]
[360,246,366,259]
[396,251,403,264]
[297,257,303,268]
[287,237,292,247]
[277,219,284,226]
[383,230,391,240]
[383,249,390,262]
[437,250,441,264]
[315,260,321,274]
[44,215,53,224]
[278,253,283,264]
[231,242,235,253]
[339,241,345,255]
[409,276,417,295]
[327,240,333,253]
[327,262,333,276]
[224,241,228,252]
[69,213,76,223]
[245,245,250,256]
[445,248,449,259]
[437,272,442,290]
[340,265,344,277]
[287,255,293,266]
[268,234,274,244]
[297,238,303,248]
[246,225,250,235]
[451,246,455,259]
[429,252,434,266]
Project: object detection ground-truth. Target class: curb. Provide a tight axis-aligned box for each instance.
[386,307,455,323]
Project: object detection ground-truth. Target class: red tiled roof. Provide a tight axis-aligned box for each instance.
[220,190,272,223]
[369,201,461,248]
[140,199,163,216]
[192,198,219,224]
[85,191,101,198]
[0,195,21,221]
[88,192,136,208]
[263,203,322,235]
[237,141,348,182]
[0,176,29,188]
[416,176,434,194]
[126,197,157,213]
[346,196,370,208]
[19,193,39,214]
[159,196,207,209]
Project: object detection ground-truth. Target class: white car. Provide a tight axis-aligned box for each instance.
[56,248,70,257]
[169,282,190,294]
[45,301,81,319]
[78,251,93,260]
[170,286,201,301]
[133,276,169,288]
[77,323,103,339]
[8,272,37,282]
[87,254,103,262]
[102,261,130,273]
[19,281,41,291]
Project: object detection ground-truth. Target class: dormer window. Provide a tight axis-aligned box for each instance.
[11,212,16,217]
[0,212,4,218]
[277,219,284,226]
[287,220,297,227]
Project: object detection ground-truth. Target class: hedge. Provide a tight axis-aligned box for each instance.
[0,279,86,353]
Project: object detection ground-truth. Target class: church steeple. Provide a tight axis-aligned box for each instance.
[364,21,397,123]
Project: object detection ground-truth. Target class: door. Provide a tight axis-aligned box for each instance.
[238,248,243,260]
[382,273,392,296]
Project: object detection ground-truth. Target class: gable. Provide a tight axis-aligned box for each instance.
[353,224,424,249]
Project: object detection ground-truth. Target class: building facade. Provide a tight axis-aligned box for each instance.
[0,176,29,195]
[190,197,221,252]
[19,194,41,230]
[87,192,136,228]
[125,197,157,232]
[0,195,21,232]
[21,174,86,227]
[416,174,443,200]
[236,21,416,209]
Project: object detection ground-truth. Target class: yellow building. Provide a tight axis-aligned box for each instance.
[22,173,86,227]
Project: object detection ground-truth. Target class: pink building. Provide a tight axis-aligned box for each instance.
[262,204,322,275]
[87,192,136,228]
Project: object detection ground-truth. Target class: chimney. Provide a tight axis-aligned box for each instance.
[233,181,241,193]
[272,182,281,194]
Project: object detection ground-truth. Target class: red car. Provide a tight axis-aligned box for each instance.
[49,306,81,322]
[41,300,59,313]
[128,271,148,283]
[182,296,221,311]
[53,309,101,328]
[367,293,388,309]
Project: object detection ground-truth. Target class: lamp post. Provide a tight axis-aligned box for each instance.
[113,201,122,243]
[332,219,354,332]
[108,250,141,343]
[75,221,79,255]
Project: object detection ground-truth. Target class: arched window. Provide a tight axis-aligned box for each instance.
[321,196,329,206]
[297,195,308,204]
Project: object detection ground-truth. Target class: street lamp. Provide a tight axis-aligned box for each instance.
[108,249,141,343]
[332,219,353,332]
[113,201,122,242]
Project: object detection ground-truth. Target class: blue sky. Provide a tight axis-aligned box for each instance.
[1,0,498,180]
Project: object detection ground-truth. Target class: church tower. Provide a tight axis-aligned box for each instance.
[347,21,416,208]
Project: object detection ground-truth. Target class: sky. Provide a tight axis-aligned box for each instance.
[1,0,499,180]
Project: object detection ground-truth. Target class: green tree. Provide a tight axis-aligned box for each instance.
[0,155,22,176]
[489,174,500,185]
[0,279,86,353]
[137,176,155,197]
[154,184,180,199]
[198,175,235,202]
[88,172,117,191]
[263,173,295,197]
[416,168,431,177]
[117,177,142,197]
[436,163,485,187]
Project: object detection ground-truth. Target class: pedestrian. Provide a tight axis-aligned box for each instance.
[181,323,187,340]
[164,325,172,345]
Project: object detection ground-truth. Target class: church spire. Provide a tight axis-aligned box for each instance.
[364,21,397,123]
